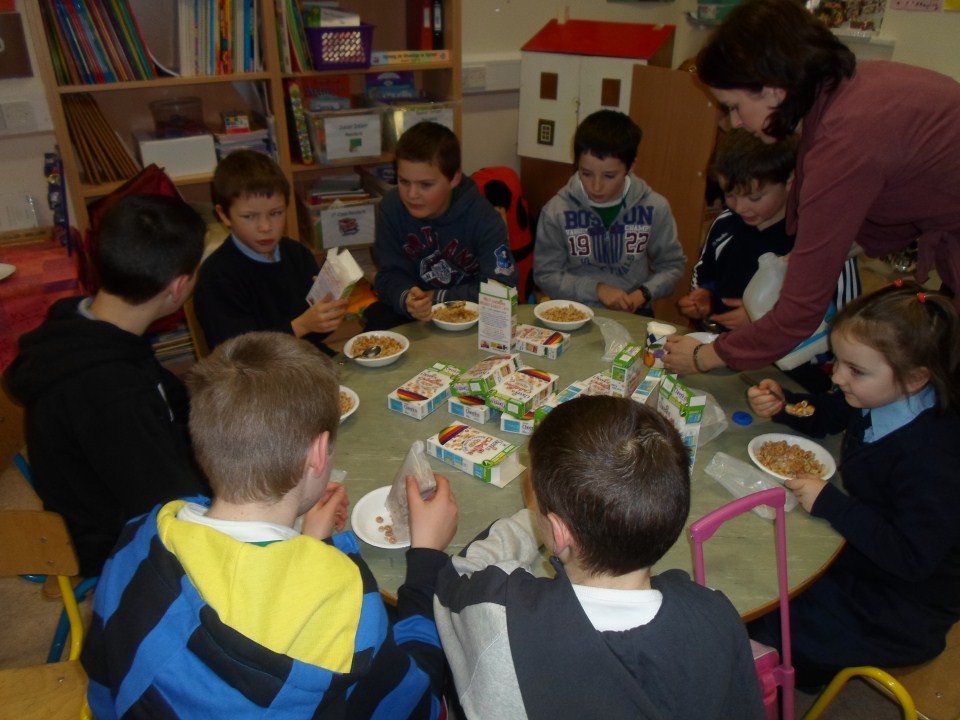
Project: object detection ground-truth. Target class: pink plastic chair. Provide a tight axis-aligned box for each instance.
[690,486,795,720]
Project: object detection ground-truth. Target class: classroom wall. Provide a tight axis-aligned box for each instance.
[459,0,960,174]
[4,1,960,226]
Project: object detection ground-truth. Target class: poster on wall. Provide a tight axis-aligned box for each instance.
[806,0,887,33]
[0,13,33,79]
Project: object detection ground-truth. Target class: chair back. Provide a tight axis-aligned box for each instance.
[184,294,210,359]
[0,510,84,661]
[471,166,535,303]
[689,486,794,720]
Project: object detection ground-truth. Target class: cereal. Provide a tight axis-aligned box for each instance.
[339,391,354,416]
[756,440,825,477]
[785,400,816,417]
[351,334,404,358]
[541,304,588,322]
[433,305,478,323]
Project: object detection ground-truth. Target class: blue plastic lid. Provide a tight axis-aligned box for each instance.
[732,411,753,426]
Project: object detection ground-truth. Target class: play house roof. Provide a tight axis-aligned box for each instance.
[521,19,675,60]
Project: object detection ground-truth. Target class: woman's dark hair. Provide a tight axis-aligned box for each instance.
[695,0,856,139]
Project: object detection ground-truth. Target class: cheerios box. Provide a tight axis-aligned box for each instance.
[514,324,570,360]
[427,423,523,487]
[451,354,520,397]
[657,373,706,469]
[500,410,536,435]
[610,342,644,397]
[533,379,590,424]
[388,362,463,420]
[631,367,664,406]
[486,368,559,418]
[448,395,500,424]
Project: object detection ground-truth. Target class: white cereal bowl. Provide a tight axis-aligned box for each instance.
[533,299,595,331]
[343,331,409,368]
[747,433,836,482]
[339,386,359,423]
[431,301,480,331]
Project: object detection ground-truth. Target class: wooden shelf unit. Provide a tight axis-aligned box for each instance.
[24,0,462,243]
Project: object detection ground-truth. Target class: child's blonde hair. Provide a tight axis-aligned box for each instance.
[186,332,340,503]
[832,281,960,410]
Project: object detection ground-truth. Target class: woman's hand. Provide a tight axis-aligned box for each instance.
[709,298,750,330]
[785,473,827,513]
[663,335,725,375]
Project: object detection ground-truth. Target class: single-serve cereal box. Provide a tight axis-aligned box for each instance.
[584,370,613,396]
[388,362,463,420]
[501,410,536,435]
[451,354,520,397]
[610,342,644,397]
[487,368,559,418]
[631,367,664,406]
[448,395,499,424]
[656,373,706,469]
[306,247,364,304]
[514,324,570,360]
[533,379,590,424]
[478,280,517,353]
[427,423,523,487]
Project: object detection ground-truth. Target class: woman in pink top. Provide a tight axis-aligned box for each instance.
[665,0,960,375]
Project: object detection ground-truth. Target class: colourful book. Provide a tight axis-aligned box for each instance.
[70,0,115,82]
[89,0,133,82]
[53,0,95,83]
[39,0,80,84]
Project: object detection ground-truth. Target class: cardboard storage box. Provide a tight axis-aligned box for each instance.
[306,108,382,162]
[134,131,217,177]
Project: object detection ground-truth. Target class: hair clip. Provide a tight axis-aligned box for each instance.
[917,291,927,303]
[893,278,904,288]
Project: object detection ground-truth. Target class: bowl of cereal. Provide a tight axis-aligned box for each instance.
[533,299,595,331]
[339,386,359,423]
[344,331,409,368]
[747,433,836,482]
[431,301,480,331]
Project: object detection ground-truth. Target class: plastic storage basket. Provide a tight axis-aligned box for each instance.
[306,24,375,70]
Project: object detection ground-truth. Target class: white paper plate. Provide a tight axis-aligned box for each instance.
[343,331,409,368]
[431,301,480,331]
[339,386,359,423]
[688,331,719,344]
[533,299,595,331]
[748,433,836,482]
[351,485,409,549]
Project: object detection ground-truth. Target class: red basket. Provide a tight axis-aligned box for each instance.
[306,24,375,71]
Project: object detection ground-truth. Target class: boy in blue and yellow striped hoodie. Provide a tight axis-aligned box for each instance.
[82,331,459,719]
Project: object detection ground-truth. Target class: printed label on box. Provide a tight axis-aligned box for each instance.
[387,362,462,420]
[500,411,536,436]
[610,342,644,397]
[534,380,590,424]
[631,368,664,406]
[514,324,570,360]
[451,354,520,397]
[657,373,706,469]
[449,395,499,424]
[315,201,378,249]
[487,368,558,418]
[478,280,517,353]
[306,247,363,304]
[426,423,523,487]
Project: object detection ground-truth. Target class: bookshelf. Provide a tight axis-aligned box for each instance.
[23,0,463,244]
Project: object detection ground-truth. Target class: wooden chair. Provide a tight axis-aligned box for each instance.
[0,510,89,720]
[184,293,210,360]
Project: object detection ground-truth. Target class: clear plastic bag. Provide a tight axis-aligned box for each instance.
[593,316,634,361]
[704,452,798,519]
[690,388,729,447]
[385,441,436,543]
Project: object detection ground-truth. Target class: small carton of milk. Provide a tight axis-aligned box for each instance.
[306,247,364,305]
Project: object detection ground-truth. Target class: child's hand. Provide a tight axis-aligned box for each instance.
[784,473,827,513]
[293,295,348,336]
[597,283,635,313]
[746,379,786,417]
[301,482,349,540]
[678,288,711,320]
[407,473,458,550]
[406,287,436,322]
[710,298,750,330]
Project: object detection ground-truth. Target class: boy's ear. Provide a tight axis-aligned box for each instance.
[546,512,576,559]
[166,273,193,307]
[450,169,462,189]
[309,431,333,475]
[214,204,231,227]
